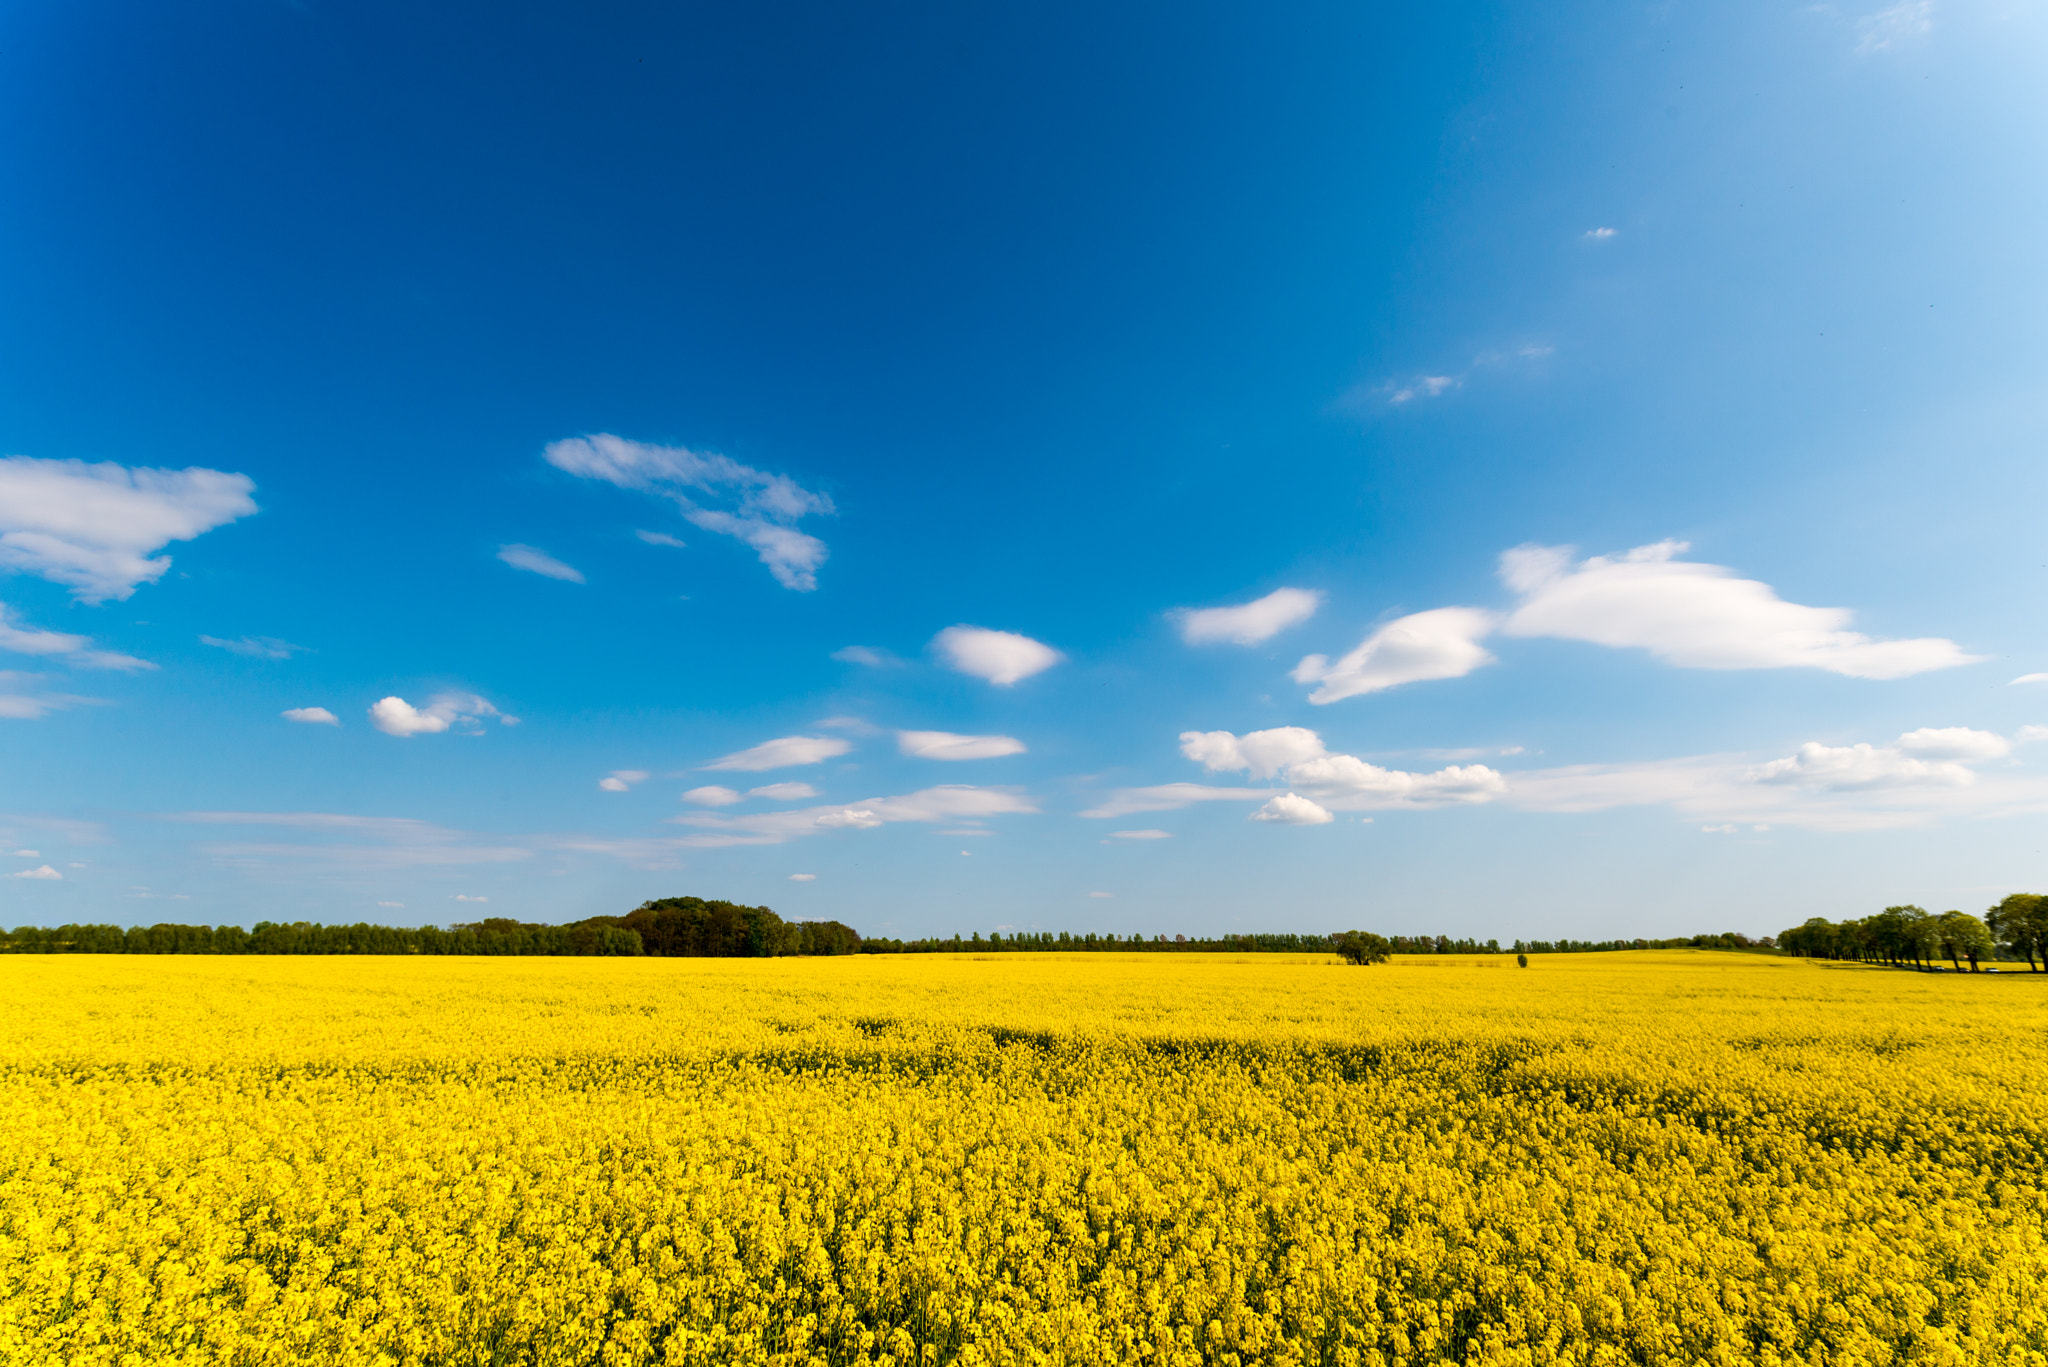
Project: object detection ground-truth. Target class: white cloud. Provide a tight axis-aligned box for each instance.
[497,544,586,583]
[1292,608,1498,704]
[377,900,404,908]
[1176,588,1322,646]
[704,735,852,771]
[682,786,743,806]
[2020,726,2048,746]
[282,707,340,726]
[1500,541,1977,678]
[0,604,153,671]
[598,769,651,792]
[932,626,1061,686]
[832,645,901,667]
[749,782,820,800]
[11,849,38,857]
[788,873,817,882]
[368,693,514,738]
[1389,375,1460,404]
[1893,727,2011,761]
[673,785,1037,847]
[1501,725,2048,831]
[544,434,832,590]
[1079,784,1272,819]
[453,894,488,903]
[11,863,61,880]
[1178,725,1506,809]
[816,715,880,733]
[2012,674,2048,686]
[1584,227,1617,240]
[1087,890,1114,898]
[897,730,1027,761]
[1181,726,1327,779]
[201,635,302,660]
[1109,829,1173,840]
[636,530,686,548]
[1251,793,1334,825]
[0,455,258,602]
[1751,742,1974,791]
[0,671,104,720]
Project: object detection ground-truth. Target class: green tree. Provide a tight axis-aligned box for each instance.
[1333,931,1390,965]
[1987,894,2045,971]
[1934,910,1994,973]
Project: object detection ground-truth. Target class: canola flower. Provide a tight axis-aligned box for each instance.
[1,950,2044,1366]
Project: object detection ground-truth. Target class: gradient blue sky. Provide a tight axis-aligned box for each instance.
[4,0,2046,940]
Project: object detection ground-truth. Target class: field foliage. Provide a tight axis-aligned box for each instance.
[2,951,2044,1366]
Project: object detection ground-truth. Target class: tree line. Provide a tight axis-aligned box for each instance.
[1778,896,2044,972]
[0,896,862,958]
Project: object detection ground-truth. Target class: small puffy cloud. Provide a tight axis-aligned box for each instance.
[1894,727,2011,762]
[282,707,340,726]
[897,730,1027,761]
[750,782,820,800]
[369,692,514,738]
[832,645,902,667]
[544,434,832,590]
[452,894,488,903]
[0,455,258,602]
[11,849,39,857]
[1087,890,1114,898]
[788,873,816,881]
[682,786,744,806]
[201,635,302,659]
[1181,726,1327,779]
[932,626,1061,686]
[1251,793,1334,825]
[1,604,154,671]
[377,900,405,907]
[1584,227,1617,240]
[2012,673,2048,685]
[11,864,61,880]
[1702,824,1738,834]
[598,769,651,792]
[1110,829,1173,840]
[636,530,686,548]
[2019,726,2048,746]
[704,735,852,771]
[1499,541,1977,678]
[1292,608,1498,704]
[497,544,585,583]
[1751,742,1975,791]
[1176,588,1322,646]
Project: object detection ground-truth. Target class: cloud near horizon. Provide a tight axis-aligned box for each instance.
[0,455,258,602]
[1181,727,1507,809]
[544,434,832,590]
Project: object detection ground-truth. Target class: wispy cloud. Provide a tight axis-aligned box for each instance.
[1294,607,1498,703]
[497,544,586,583]
[897,730,1027,761]
[0,671,106,720]
[1,604,153,671]
[0,455,258,602]
[1174,587,1321,646]
[832,645,903,667]
[1181,726,1507,809]
[201,634,303,660]
[673,785,1037,847]
[282,706,340,726]
[704,735,852,771]
[1856,0,1933,54]
[1583,227,1617,240]
[545,434,832,590]
[598,769,650,792]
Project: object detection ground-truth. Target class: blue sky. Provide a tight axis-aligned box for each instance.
[4,0,2046,940]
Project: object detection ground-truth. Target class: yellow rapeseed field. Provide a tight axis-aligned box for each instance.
[2,950,2044,1366]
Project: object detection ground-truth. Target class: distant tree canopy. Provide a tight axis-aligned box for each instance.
[1334,931,1391,965]
[0,897,861,958]
[1779,900,2039,972]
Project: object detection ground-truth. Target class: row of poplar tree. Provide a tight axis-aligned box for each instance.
[1777,895,2045,972]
